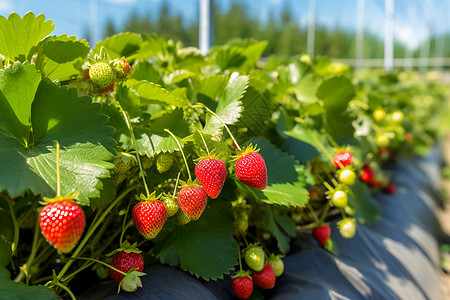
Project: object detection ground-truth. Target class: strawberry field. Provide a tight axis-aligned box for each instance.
[1,12,450,299]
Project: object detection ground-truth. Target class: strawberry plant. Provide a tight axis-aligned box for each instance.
[0,12,449,299]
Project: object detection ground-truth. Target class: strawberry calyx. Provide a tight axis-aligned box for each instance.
[232,269,252,280]
[106,241,142,257]
[193,149,223,164]
[232,144,260,161]
[42,191,80,204]
[135,191,161,202]
[177,179,202,189]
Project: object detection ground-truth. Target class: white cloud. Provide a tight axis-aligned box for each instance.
[395,24,428,50]
[0,0,14,14]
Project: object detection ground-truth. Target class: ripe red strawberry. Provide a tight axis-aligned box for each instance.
[232,272,253,299]
[109,251,144,286]
[235,145,267,190]
[333,151,353,169]
[195,157,227,199]
[312,224,331,246]
[309,187,320,201]
[132,196,167,239]
[177,184,208,220]
[383,182,396,194]
[111,58,131,80]
[39,199,85,253]
[89,62,115,89]
[252,264,276,289]
[360,164,375,183]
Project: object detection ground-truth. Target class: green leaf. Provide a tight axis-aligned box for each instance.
[196,75,229,104]
[126,79,188,107]
[0,12,54,61]
[130,61,163,85]
[91,32,142,59]
[153,200,237,280]
[251,138,309,207]
[255,207,291,253]
[203,75,249,134]
[37,34,90,81]
[0,235,12,268]
[90,178,116,210]
[0,78,115,204]
[348,181,380,225]
[0,268,58,300]
[0,62,41,143]
[293,74,319,104]
[316,76,356,144]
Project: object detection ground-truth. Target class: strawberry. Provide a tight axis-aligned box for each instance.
[39,199,85,253]
[244,244,265,272]
[162,195,179,217]
[338,169,356,186]
[373,108,386,121]
[132,193,167,239]
[176,210,191,225]
[231,271,253,299]
[309,187,320,201]
[156,152,174,173]
[111,58,131,80]
[177,184,208,220]
[99,81,115,94]
[391,110,404,122]
[89,62,115,89]
[383,182,396,194]
[235,145,267,190]
[109,251,144,286]
[331,190,348,208]
[376,133,390,147]
[252,264,276,289]
[360,164,375,184]
[195,157,227,199]
[267,254,284,277]
[312,224,331,246]
[338,218,356,239]
[333,151,353,169]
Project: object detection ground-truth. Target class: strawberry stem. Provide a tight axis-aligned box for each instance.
[319,202,331,223]
[121,110,150,198]
[51,281,76,300]
[237,243,243,272]
[120,198,133,246]
[197,129,210,154]
[193,103,242,151]
[55,141,61,197]
[164,129,192,182]
[173,172,181,196]
[307,202,321,224]
[69,256,128,276]
[6,197,19,256]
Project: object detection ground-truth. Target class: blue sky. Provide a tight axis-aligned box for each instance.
[0,0,448,51]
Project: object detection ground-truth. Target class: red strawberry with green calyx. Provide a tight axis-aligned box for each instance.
[232,270,253,299]
[177,182,208,220]
[244,244,265,272]
[89,62,115,89]
[333,151,353,169]
[252,264,276,289]
[132,192,167,239]
[234,144,267,190]
[194,154,227,199]
[39,192,85,253]
[312,224,331,246]
[109,246,145,292]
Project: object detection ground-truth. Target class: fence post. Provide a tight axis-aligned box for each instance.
[199,0,214,55]
[384,0,394,72]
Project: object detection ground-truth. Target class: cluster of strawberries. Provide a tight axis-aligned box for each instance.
[81,58,131,94]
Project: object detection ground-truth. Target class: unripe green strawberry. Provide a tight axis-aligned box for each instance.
[235,145,267,190]
[338,169,356,186]
[267,254,284,277]
[235,210,249,235]
[232,271,253,299]
[177,184,208,220]
[39,199,85,253]
[376,133,390,147]
[252,264,276,289]
[244,245,265,272]
[132,195,167,239]
[157,152,174,173]
[331,190,348,208]
[391,110,404,122]
[373,108,386,121]
[338,218,356,239]
[176,210,191,225]
[162,195,179,217]
[111,58,131,80]
[89,62,115,89]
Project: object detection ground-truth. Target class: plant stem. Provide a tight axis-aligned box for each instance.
[193,103,242,151]
[14,215,41,282]
[70,257,128,276]
[56,185,138,281]
[173,172,180,196]
[237,243,242,271]
[53,281,76,300]
[6,197,19,256]
[55,141,61,197]
[63,261,95,283]
[197,130,210,154]
[319,202,331,223]
[164,129,192,181]
[306,202,321,224]
[120,198,133,246]
[122,110,150,197]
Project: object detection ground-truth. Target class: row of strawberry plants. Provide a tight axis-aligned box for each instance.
[0,12,449,299]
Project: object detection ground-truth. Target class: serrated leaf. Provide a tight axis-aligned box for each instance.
[196,74,229,104]
[37,34,89,81]
[0,235,12,268]
[316,76,356,144]
[203,75,249,135]
[92,32,142,59]
[0,78,115,204]
[0,268,58,300]
[0,12,54,61]
[126,79,188,107]
[250,138,309,207]
[348,181,380,225]
[153,200,237,280]
[0,62,41,142]
[130,61,163,85]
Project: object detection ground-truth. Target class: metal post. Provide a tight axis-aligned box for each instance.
[384,0,394,72]
[307,0,316,57]
[199,0,214,55]
[89,0,98,46]
[356,0,365,69]
[420,0,432,72]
